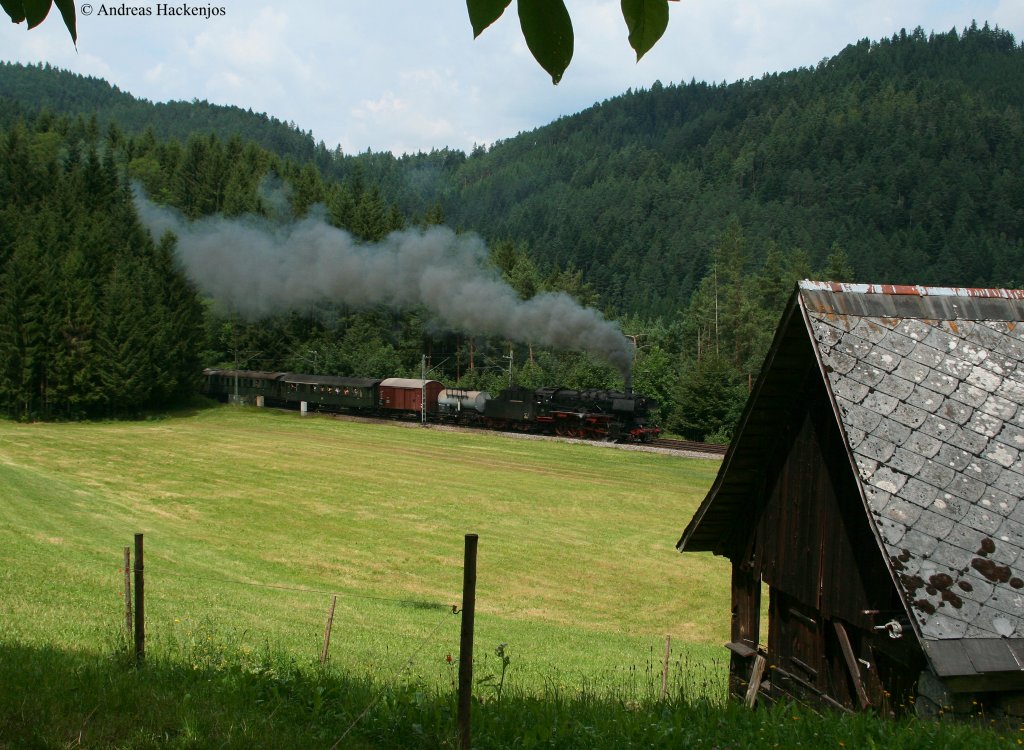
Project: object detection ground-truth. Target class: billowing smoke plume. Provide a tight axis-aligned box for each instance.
[135,195,634,377]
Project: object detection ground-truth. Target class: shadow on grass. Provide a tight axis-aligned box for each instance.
[0,642,1017,749]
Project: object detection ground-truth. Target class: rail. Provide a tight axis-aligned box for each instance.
[646,438,728,456]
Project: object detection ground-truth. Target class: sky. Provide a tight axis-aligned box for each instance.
[2,1,1023,156]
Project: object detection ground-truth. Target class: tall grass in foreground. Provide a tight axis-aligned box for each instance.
[0,638,1016,749]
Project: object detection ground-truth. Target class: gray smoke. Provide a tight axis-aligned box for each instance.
[135,195,634,377]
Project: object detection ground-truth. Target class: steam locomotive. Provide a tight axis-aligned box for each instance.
[202,368,661,442]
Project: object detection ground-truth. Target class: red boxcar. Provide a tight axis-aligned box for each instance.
[378,378,444,414]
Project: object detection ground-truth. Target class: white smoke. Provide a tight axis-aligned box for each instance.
[135,195,634,377]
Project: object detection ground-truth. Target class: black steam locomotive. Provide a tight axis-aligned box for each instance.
[203,369,660,442]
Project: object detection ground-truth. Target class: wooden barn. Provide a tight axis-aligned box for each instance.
[677,281,1024,717]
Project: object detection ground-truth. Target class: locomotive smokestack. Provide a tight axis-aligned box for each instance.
[625,369,633,396]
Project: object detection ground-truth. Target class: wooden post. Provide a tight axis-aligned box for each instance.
[745,654,767,708]
[833,621,871,710]
[457,534,478,750]
[133,533,145,666]
[661,635,671,700]
[729,564,761,699]
[123,546,132,635]
[320,595,338,665]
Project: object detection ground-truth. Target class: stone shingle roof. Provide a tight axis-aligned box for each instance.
[804,283,1024,646]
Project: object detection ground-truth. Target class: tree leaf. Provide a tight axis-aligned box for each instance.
[621,0,669,62]
[22,0,51,29]
[518,0,573,85]
[53,0,76,43]
[1,0,27,23]
[466,0,511,39]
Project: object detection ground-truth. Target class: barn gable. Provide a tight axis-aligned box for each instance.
[679,281,1024,710]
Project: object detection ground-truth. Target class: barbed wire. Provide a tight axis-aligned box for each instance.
[149,569,458,612]
[0,553,456,610]
[329,605,459,750]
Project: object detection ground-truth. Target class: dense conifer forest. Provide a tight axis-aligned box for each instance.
[0,23,1021,438]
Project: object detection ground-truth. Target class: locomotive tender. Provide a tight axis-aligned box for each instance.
[203,368,660,442]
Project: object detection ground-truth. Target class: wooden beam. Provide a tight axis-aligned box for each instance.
[833,621,870,710]
[726,641,757,659]
[745,654,767,708]
[773,665,853,713]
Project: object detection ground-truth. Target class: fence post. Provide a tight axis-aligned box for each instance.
[661,635,671,700]
[133,533,145,666]
[123,546,132,635]
[321,595,338,665]
[457,533,478,750]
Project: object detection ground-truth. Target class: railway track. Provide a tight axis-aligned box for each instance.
[295,406,729,456]
[646,438,728,456]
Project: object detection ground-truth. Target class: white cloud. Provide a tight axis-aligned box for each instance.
[0,1,1020,155]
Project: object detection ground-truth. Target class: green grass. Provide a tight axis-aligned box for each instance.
[0,405,726,687]
[1,405,1018,747]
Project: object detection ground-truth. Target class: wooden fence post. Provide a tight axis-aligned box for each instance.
[133,533,145,666]
[661,635,671,700]
[321,595,338,665]
[123,546,132,635]
[457,533,478,750]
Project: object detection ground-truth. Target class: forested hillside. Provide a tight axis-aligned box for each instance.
[0,120,205,418]
[1,23,1021,439]
[0,61,336,170]
[408,24,1023,317]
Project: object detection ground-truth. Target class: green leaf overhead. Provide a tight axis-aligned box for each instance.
[621,0,670,61]
[1,0,75,42]
[466,0,511,38]
[21,0,50,28]
[518,0,573,84]
[0,0,26,23]
[53,0,75,43]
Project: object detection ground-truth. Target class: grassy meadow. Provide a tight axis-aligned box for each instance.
[1,404,1018,747]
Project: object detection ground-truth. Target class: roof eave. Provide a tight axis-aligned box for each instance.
[676,287,806,555]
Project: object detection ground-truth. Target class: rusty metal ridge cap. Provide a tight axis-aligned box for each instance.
[798,280,1024,300]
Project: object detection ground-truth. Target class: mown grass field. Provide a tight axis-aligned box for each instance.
[0,405,726,681]
[1,405,1018,747]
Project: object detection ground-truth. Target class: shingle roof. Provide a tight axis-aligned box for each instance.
[804,282,1024,645]
[679,281,1024,680]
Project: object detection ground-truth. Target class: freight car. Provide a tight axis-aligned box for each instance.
[202,368,660,442]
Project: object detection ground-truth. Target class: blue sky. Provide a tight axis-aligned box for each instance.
[2,2,1022,155]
